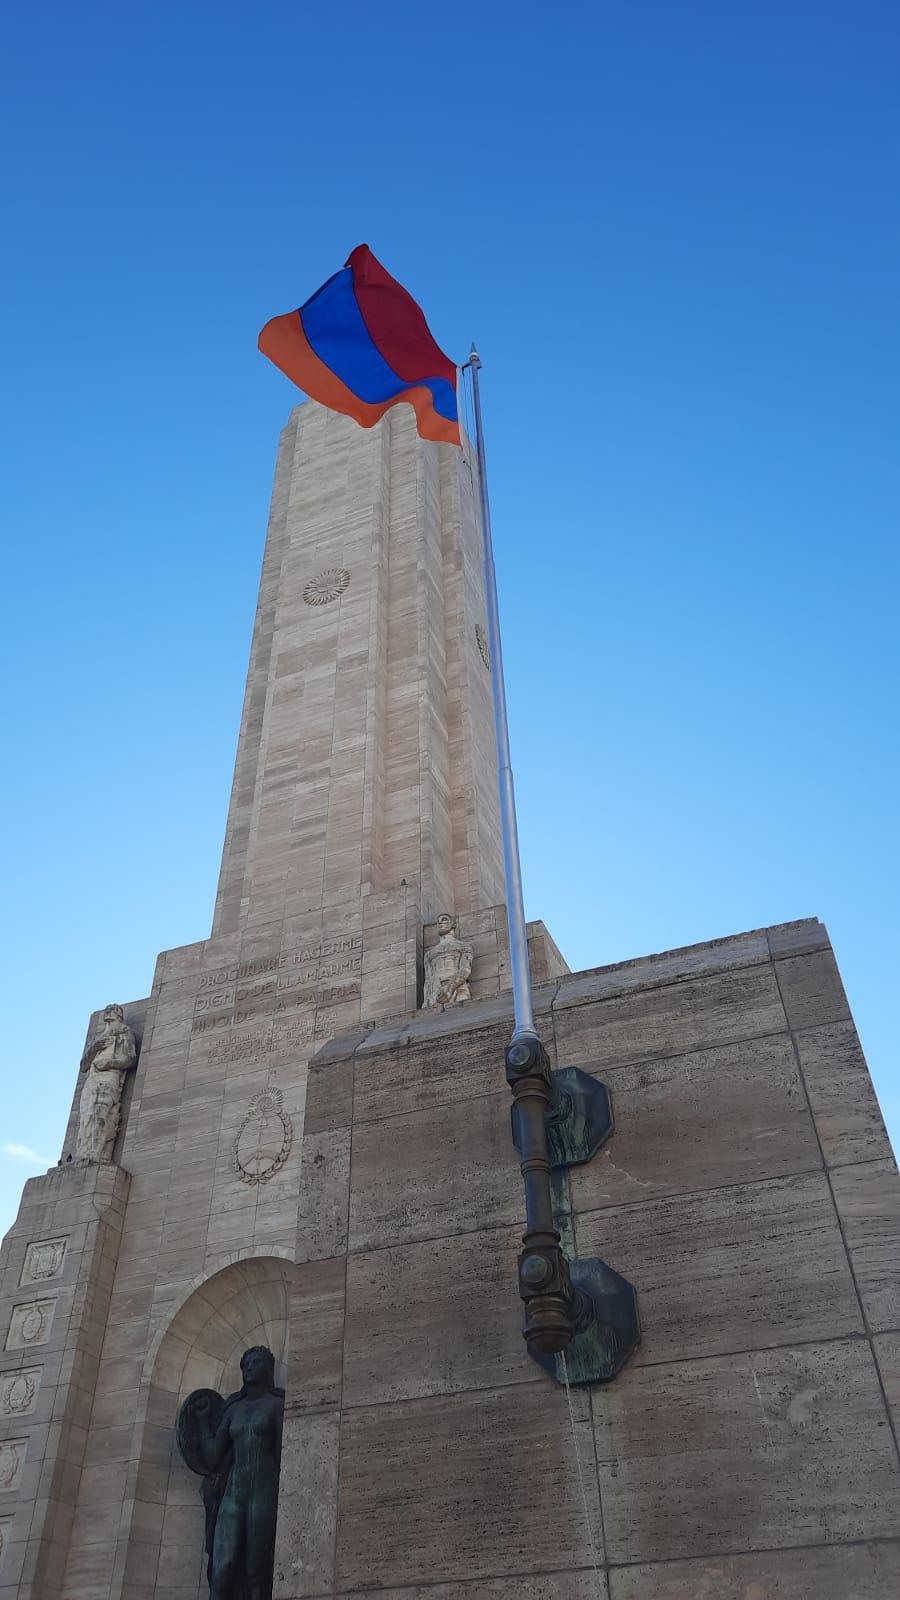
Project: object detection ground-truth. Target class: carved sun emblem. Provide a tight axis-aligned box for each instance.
[303,568,351,607]
[233,1088,293,1185]
[19,1304,48,1344]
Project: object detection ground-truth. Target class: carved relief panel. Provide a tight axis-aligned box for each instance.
[5,1299,55,1351]
[0,1369,41,1418]
[20,1237,67,1286]
[0,1441,26,1494]
[233,1088,293,1185]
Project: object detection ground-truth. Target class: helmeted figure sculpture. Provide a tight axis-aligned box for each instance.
[423,912,474,1008]
[75,1003,137,1162]
[176,1345,284,1600]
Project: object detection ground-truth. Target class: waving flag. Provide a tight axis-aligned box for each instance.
[259,245,460,446]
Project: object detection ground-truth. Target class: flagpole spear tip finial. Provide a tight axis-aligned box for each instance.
[468,342,482,369]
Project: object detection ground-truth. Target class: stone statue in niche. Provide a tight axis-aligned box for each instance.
[423,913,473,1008]
[176,1345,284,1600]
[75,1004,137,1162]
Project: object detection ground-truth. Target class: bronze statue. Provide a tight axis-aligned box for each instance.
[176,1345,284,1600]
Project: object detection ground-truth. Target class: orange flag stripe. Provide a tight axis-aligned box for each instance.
[258,310,460,446]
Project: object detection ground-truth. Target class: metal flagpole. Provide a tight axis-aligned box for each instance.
[467,344,537,1046]
[463,345,640,1377]
[466,343,576,1356]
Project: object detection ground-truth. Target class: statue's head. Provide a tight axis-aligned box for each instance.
[240,1345,276,1391]
[103,1004,125,1022]
[436,913,455,937]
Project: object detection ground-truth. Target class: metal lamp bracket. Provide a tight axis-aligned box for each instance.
[505,1039,640,1384]
[530,1257,640,1386]
[511,1066,614,1170]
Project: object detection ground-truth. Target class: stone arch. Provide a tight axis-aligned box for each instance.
[120,1254,294,1597]
[140,1244,295,1388]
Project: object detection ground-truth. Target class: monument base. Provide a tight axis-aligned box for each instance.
[274,918,900,1598]
[2,919,898,1598]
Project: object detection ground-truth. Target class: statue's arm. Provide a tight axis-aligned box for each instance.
[79,1036,99,1073]
[198,1407,231,1472]
[93,1027,137,1073]
[119,1026,138,1073]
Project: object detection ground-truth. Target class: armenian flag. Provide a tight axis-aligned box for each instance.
[258,245,460,446]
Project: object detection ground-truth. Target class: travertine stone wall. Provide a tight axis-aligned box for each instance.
[275,918,900,1599]
[212,402,505,937]
[2,917,896,1598]
[0,897,559,1598]
[0,1165,130,1598]
[0,398,554,1594]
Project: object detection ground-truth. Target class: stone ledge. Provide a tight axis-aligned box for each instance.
[309,920,831,1068]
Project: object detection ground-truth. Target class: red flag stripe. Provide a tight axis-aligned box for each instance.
[346,244,458,389]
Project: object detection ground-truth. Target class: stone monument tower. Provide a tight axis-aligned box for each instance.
[1,401,898,1599]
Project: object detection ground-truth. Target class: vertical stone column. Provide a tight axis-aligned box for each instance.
[272,1041,353,1599]
[0,1164,129,1598]
[211,402,504,941]
[213,410,300,936]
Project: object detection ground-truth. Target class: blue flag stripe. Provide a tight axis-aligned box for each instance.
[300,268,457,423]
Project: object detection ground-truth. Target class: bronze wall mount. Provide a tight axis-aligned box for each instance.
[505,1036,640,1386]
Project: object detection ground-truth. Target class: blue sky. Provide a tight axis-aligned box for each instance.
[1,2,898,1236]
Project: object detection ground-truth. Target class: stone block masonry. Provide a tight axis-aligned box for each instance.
[0,407,571,1600]
[273,918,900,1599]
[0,1165,130,1598]
[212,402,505,937]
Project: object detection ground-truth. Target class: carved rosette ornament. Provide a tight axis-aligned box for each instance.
[303,567,351,607]
[233,1088,292,1185]
[422,913,474,1009]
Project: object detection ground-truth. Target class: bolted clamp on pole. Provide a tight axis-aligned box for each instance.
[505,1034,577,1356]
[505,1033,640,1382]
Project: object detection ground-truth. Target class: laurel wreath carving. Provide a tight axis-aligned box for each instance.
[303,568,351,607]
[475,623,491,671]
[233,1087,293,1185]
[1,1373,36,1415]
[0,1443,22,1488]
